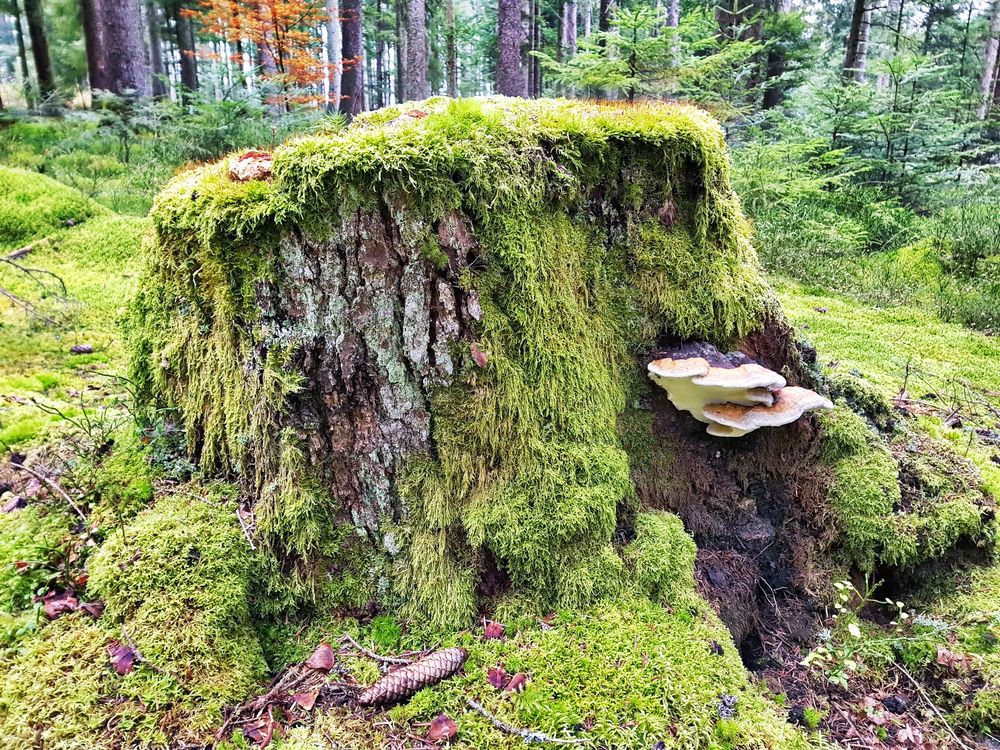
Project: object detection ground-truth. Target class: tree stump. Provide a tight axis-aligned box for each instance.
[127,98,992,634]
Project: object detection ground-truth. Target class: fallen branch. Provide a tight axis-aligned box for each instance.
[894,663,974,750]
[0,285,59,325]
[236,504,256,550]
[12,463,87,522]
[339,633,428,666]
[466,699,588,745]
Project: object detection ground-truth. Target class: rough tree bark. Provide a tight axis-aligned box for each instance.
[145,0,167,98]
[843,0,871,82]
[104,0,150,95]
[23,0,55,99]
[81,0,108,91]
[405,0,429,100]
[560,0,578,59]
[496,0,525,95]
[978,0,1000,119]
[340,0,364,117]
[173,0,199,101]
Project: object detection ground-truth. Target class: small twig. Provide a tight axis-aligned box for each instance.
[894,663,975,750]
[338,633,424,665]
[466,699,588,745]
[236,505,256,550]
[12,463,87,522]
[0,285,59,325]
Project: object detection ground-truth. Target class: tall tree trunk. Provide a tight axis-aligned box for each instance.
[444,0,457,96]
[11,0,35,107]
[173,0,199,101]
[23,0,55,99]
[496,0,524,95]
[375,0,386,107]
[405,0,428,100]
[560,1,578,58]
[762,0,789,108]
[876,0,903,90]
[598,0,613,36]
[339,0,363,118]
[98,0,149,97]
[326,0,342,111]
[395,0,406,102]
[146,0,166,97]
[842,0,870,81]
[81,0,109,91]
[978,0,1000,119]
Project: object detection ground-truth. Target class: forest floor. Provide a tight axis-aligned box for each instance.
[2,116,1000,750]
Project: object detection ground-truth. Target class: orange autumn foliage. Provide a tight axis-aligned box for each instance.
[195,0,333,103]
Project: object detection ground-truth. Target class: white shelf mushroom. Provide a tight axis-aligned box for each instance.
[647,351,832,438]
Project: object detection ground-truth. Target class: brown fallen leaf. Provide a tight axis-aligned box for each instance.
[305,643,334,672]
[427,713,458,742]
[487,665,509,689]
[291,691,318,711]
[107,640,136,675]
[406,109,428,119]
[41,590,78,620]
[483,620,504,639]
[505,673,528,693]
[244,712,278,747]
[228,150,274,182]
[70,344,94,355]
[80,600,105,618]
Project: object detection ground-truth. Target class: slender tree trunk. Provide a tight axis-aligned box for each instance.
[978,0,1000,120]
[496,0,524,95]
[339,0,364,117]
[560,1,578,58]
[145,0,166,97]
[876,0,903,90]
[762,0,789,108]
[172,0,199,101]
[11,0,35,107]
[598,0,613,36]
[444,0,457,96]
[405,0,429,100]
[24,0,56,99]
[842,0,869,81]
[527,0,536,96]
[101,0,149,95]
[374,0,386,107]
[81,0,109,91]
[395,0,406,102]
[326,0,342,110]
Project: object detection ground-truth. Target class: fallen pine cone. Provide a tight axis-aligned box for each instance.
[357,647,467,706]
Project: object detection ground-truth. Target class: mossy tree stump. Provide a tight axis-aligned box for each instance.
[128,97,993,633]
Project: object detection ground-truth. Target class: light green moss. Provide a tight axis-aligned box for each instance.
[625,510,698,605]
[88,491,268,723]
[279,597,813,750]
[0,505,72,616]
[0,165,106,251]
[820,406,992,571]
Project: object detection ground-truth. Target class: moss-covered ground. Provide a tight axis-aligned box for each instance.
[2,100,999,748]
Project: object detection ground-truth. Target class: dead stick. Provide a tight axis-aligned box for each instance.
[894,663,974,750]
[12,463,87,522]
[466,699,588,745]
[339,633,424,665]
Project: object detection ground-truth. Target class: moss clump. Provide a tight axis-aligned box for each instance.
[130,97,774,625]
[820,406,992,571]
[0,165,106,251]
[88,491,268,723]
[280,597,810,750]
[625,511,697,605]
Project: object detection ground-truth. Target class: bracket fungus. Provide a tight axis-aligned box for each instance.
[647,345,832,438]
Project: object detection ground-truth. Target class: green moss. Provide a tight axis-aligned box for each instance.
[820,406,992,571]
[88,491,267,722]
[625,511,697,605]
[0,165,106,251]
[130,97,775,625]
[280,597,811,750]
[0,505,72,616]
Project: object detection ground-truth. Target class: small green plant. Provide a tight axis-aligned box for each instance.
[800,578,911,689]
[801,706,823,730]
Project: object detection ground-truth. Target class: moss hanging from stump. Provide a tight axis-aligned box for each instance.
[128,97,775,626]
